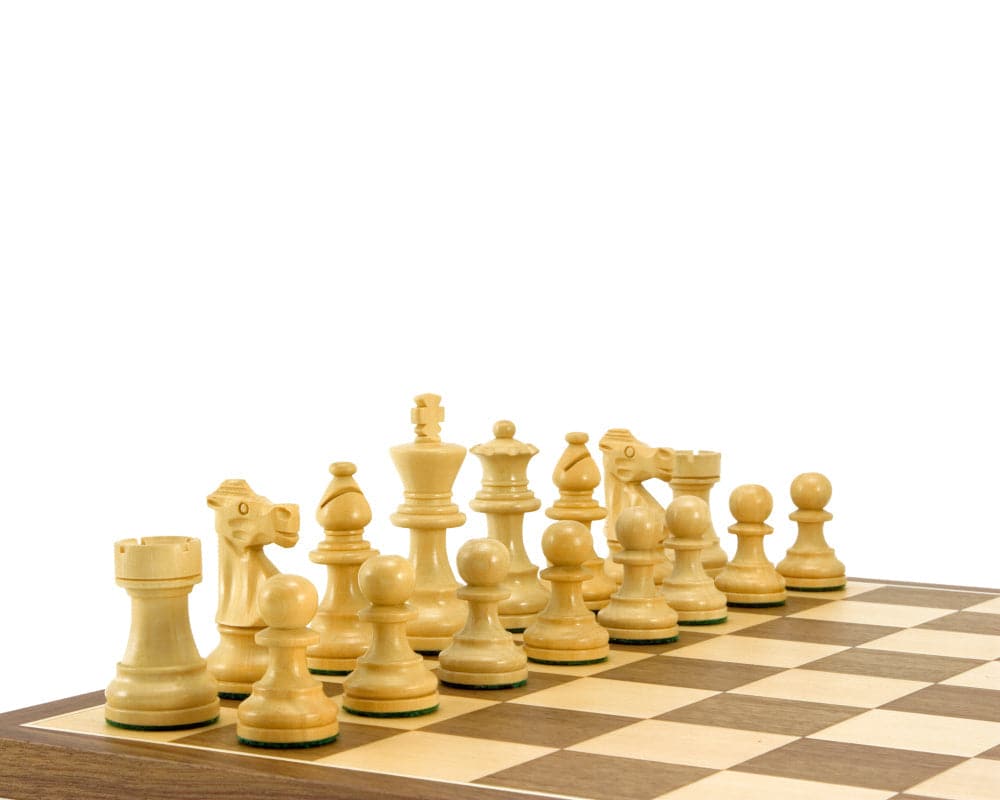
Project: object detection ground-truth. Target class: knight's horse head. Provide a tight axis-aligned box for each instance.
[599,429,674,484]
[206,479,300,551]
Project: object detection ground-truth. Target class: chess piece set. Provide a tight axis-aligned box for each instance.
[103,394,844,748]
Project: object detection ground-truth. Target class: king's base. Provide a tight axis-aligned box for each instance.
[307,656,358,676]
[524,644,609,665]
[104,699,220,731]
[342,691,439,717]
[724,590,787,607]
[784,575,847,590]
[604,625,679,644]
[437,667,528,689]
[236,721,339,749]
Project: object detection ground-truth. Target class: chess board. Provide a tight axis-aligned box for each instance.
[3,579,1000,800]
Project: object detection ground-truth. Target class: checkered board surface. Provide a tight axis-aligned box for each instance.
[24,581,1000,800]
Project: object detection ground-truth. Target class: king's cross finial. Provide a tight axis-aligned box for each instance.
[412,393,445,442]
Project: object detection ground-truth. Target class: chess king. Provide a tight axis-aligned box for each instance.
[206,480,300,698]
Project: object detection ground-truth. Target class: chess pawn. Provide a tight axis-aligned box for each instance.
[237,575,339,747]
[670,451,728,577]
[308,462,378,675]
[546,432,617,611]
[438,539,529,689]
[470,420,548,631]
[777,473,845,590]
[523,521,610,665]
[714,485,787,607]
[342,555,439,717]
[105,537,220,730]
[206,480,300,698]
[389,394,467,653]
[597,507,679,643]
[662,496,728,625]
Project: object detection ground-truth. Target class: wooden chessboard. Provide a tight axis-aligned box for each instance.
[3,579,1000,800]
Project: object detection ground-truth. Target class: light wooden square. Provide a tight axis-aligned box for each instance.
[905,758,1000,800]
[568,718,794,770]
[314,730,555,782]
[26,704,238,743]
[789,600,954,628]
[810,708,1000,757]
[655,770,896,800]
[788,581,883,599]
[664,635,846,668]
[966,596,1000,615]
[859,628,1000,661]
[509,677,716,718]
[941,661,1000,691]
[732,669,929,708]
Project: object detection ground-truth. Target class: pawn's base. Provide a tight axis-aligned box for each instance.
[499,612,540,632]
[728,599,787,608]
[583,597,611,612]
[407,636,454,655]
[342,691,439,718]
[785,578,847,591]
[307,655,358,675]
[437,666,528,689]
[603,625,679,644]
[524,644,609,665]
[722,589,787,606]
[236,721,339,749]
[678,614,727,626]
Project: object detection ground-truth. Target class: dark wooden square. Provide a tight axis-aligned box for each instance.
[881,684,1000,723]
[917,611,1000,636]
[599,656,781,691]
[799,647,987,682]
[657,693,866,736]
[850,586,995,610]
[730,617,898,646]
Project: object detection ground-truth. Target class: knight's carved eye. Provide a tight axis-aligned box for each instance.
[238,502,249,515]
[624,446,635,458]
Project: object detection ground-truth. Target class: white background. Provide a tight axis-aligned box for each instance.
[1,2,997,715]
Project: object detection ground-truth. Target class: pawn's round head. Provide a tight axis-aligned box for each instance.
[541,520,592,566]
[457,538,510,586]
[729,484,773,524]
[259,574,318,628]
[565,432,588,446]
[494,420,516,439]
[616,506,665,551]
[358,554,415,606]
[664,496,710,540]
[790,472,832,510]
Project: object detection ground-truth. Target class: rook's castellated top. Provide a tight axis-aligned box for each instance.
[115,536,202,585]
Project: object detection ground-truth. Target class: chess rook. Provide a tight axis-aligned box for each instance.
[546,432,616,611]
[670,450,728,577]
[470,420,548,632]
[438,538,529,689]
[715,485,787,607]
[342,555,439,717]
[599,429,675,585]
[662,496,728,625]
[206,480,300,699]
[308,462,378,675]
[523,521,610,665]
[597,507,679,643]
[390,394,467,653]
[777,472,845,590]
[105,537,219,731]
[236,575,339,748]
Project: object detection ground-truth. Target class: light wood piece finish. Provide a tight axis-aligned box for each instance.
[715,484,787,606]
[546,432,616,611]
[342,555,440,717]
[236,575,339,747]
[307,462,378,675]
[390,394,468,653]
[671,450,728,577]
[523,521,610,664]
[206,480,300,698]
[597,507,679,643]
[470,420,548,631]
[104,537,219,730]
[598,429,674,585]
[662,496,728,624]
[777,473,846,590]
[438,538,529,688]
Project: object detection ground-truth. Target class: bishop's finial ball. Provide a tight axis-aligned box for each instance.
[259,574,318,629]
[729,484,773,524]
[330,462,356,477]
[541,520,592,566]
[665,496,710,540]
[616,506,664,551]
[566,432,588,445]
[457,538,510,586]
[359,555,415,607]
[493,420,516,439]
[790,472,832,510]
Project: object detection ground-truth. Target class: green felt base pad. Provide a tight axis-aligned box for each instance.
[787,584,847,592]
[237,734,338,749]
[308,668,352,676]
[218,692,250,701]
[609,635,679,645]
[678,616,728,626]
[106,716,219,732]
[728,600,787,608]
[527,656,609,666]
[343,704,439,719]
[439,679,528,690]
